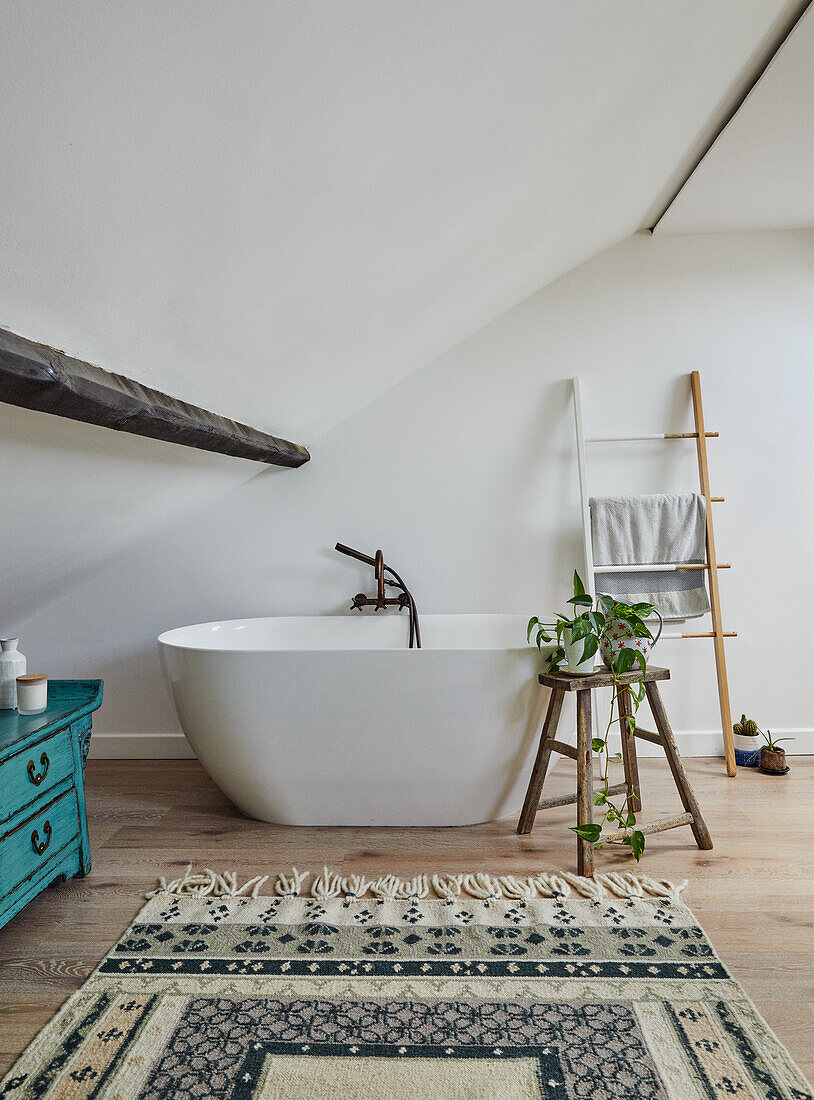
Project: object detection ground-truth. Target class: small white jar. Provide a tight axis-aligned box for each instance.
[16,674,48,715]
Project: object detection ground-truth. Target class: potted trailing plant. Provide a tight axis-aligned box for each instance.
[732,714,761,768]
[528,571,599,674]
[757,729,793,775]
[528,572,658,861]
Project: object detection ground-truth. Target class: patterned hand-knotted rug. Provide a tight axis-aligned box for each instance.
[1,866,811,1100]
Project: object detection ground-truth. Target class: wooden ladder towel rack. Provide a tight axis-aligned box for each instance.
[573,371,737,775]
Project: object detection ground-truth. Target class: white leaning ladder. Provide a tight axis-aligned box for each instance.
[572,374,737,775]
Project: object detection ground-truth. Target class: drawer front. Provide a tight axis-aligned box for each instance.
[0,786,79,903]
[0,728,75,824]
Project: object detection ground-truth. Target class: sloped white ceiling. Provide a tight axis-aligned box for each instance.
[0,0,796,443]
[657,5,814,234]
[0,0,802,624]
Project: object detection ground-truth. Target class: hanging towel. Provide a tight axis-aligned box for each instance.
[589,493,710,619]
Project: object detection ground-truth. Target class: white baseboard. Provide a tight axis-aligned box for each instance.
[88,729,814,760]
[88,732,195,759]
[608,727,814,758]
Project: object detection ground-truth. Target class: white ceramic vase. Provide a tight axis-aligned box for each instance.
[562,627,596,674]
[0,637,26,709]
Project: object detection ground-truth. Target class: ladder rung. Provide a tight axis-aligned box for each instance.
[585,432,718,443]
[538,781,628,812]
[595,562,730,573]
[603,812,693,843]
[663,631,738,639]
[676,562,730,570]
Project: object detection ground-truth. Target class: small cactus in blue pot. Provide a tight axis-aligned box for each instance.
[732,714,761,767]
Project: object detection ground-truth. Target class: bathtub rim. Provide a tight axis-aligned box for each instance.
[157,613,537,654]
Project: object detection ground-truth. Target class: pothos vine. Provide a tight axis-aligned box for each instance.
[527,571,656,861]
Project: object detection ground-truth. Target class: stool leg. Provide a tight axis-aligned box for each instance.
[617,685,642,814]
[518,689,565,834]
[645,682,713,851]
[576,688,594,876]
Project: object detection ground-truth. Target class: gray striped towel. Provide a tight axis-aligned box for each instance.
[589,493,710,619]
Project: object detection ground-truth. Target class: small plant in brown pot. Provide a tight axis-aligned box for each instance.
[757,729,793,775]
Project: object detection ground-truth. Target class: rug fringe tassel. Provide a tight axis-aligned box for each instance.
[146,865,270,899]
[148,866,688,902]
[275,868,309,897]
[341,874,371,899]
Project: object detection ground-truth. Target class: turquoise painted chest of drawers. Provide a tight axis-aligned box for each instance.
[0,680,102,932]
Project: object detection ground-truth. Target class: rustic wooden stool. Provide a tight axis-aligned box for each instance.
[517,665,712,875]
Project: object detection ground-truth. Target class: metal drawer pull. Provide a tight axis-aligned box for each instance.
[27,752,50,786]
[31,821,52,855]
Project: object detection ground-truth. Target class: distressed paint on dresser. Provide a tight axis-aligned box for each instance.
[0,680,102,932]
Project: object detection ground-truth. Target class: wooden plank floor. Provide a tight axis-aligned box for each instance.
[1,756,812,1086]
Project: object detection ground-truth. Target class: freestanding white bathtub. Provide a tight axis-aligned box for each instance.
[158,614,548,826]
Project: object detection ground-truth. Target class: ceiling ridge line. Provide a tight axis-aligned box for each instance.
[648,0,812,234]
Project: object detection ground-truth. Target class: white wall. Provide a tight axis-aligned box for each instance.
[0,403,260,625]
[16,229,814,758]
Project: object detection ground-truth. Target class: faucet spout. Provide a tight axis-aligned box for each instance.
[335,543,376,568]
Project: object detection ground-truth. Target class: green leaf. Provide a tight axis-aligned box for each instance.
[569,619,589,641]
[547,647,565,671]
[625,715,636,737]
[527,617,539,643]
[580,634,599,663]
[573,571,585,598]
[593,790,607,805]
[629,829,645,861]
[568,595,594,607]
[614,648,636,674]
[591,738,605,753]
[762,732,794,749]
[624,810,636,828]
[610,752,623,762]
[571,823,602,842]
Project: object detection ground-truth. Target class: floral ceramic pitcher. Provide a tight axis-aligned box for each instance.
[600,608,663,670]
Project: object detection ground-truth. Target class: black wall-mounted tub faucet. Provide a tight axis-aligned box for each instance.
[334,543,421,649]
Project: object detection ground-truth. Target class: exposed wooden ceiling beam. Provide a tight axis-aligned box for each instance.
[0,328,310,468]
